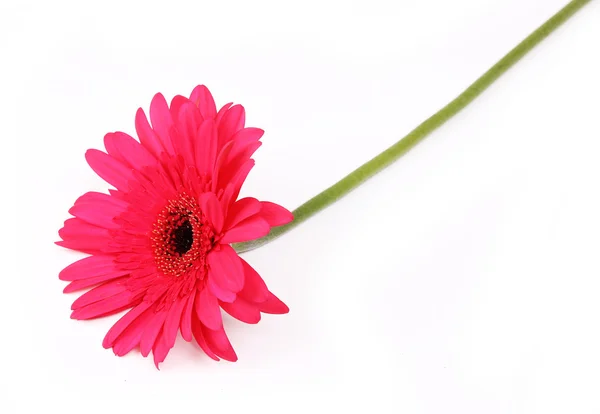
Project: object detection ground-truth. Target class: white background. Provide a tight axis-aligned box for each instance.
[2,0,600,412]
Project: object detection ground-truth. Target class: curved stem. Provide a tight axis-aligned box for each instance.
[234,0,591,254]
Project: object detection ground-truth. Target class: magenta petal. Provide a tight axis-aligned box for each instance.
[169,95,190,122]
[211,140,235,193]
[70,290,136,320]
[213,137,261,194]
[191,316,219,361]
[135,108,164,158]
[215,102,233,126]
[152,328,170,369]
[228,159,255,202]
[258,291,290,315]
[69,192,127,229]
[85,149,133,191]
[230,127,264,145]
[104,131,156,171]
[69,203,121,230]
[63,273,128,293]
[198,192,224,233]
[207,277,236,303]
[174,102,203,168]
[71,279,129,310]
[195,287,222,330]
[219,141,261,186]
[59,255,117,281]
[103,301,153,348]
[58,218,112,253]
[59,218,109,239]
[180,290,196,342]
[189,85,217,119]
[220,183,236,216]
[112,304,156,357]
[140,310,168,357]
[220,296,261,324]
[74,191,128,210]
[260,201,294,227]
[202,325,238,362]
[195,119,218,176]
[207,246,244,292]
[149,92,175,155]
[224,197,261,230]
[238,258,269,303]
[217,104,245,149]
[163,298,186,350]
[220,215,270,244]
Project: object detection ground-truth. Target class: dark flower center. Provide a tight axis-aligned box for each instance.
[172,219,194,254]
[151,193,215,278]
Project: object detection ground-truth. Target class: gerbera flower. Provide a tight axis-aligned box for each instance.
[57,85,293,368]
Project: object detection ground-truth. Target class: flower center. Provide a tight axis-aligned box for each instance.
[172,219,194,254]
[151,193,214,277]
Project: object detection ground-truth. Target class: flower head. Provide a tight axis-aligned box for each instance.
[57,85,293,368]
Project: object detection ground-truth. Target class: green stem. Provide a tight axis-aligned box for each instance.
[234,0,592,254]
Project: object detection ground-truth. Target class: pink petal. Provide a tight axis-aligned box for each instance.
[258,291,290,315]
[227,138,262,165]
[149,92,175,155]
[70,291,136,320]
[180,289,196,342]
[58,218,109,240]
[224,197,261,230]
[216,141,262,191]
[221,183,237,217]
[228,159,255,203]
[55,241,97,255]
[207,245,244,292]
[221,215,270,244]
[74,191,128,210]
[230,127,264,145]
[238,258,269,303]
[63,273,128,293]
[59,255,117,281]
[169,95,190,122]
[140,309,168,357]
[198,192,224,233]
[191,315,219,361]
[260,201,294,227]
[104,131,156,171]
[71,279,129,310]
[58,218,112,254]
[85,149,134,191]
[202,325,238,362]
[219,185,236,219]
[162,298,187,350]
[153,328,170,369]
[112,304,156,357]
[217,104,245,149]
[135,108,164,158]
[220,296,261,324]
[173,102,203,167]
[211,140,235,193]
[195,287,222,330]
[69,202,121,230]
[195,119,218,176]
[215,102,233,126]
[207,277,236,303]
[189,85,217,119]
[103,301,153,348]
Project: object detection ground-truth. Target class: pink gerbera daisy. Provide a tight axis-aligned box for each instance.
[57,85,293,368]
